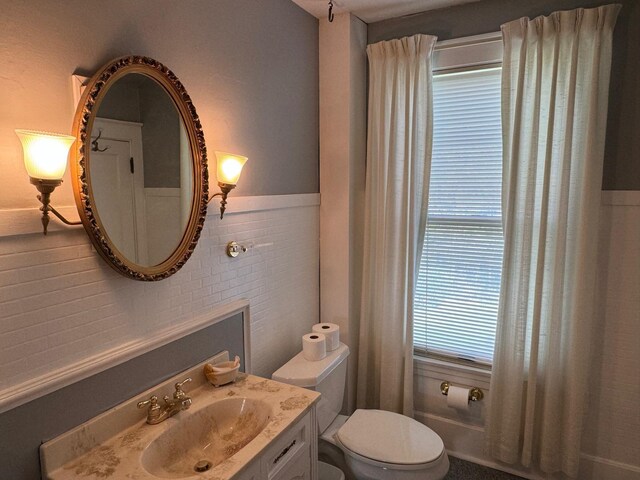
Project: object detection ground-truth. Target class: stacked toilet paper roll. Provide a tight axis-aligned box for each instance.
[302,333,327,361]
[302,323,341,361]
[312,323,340,351]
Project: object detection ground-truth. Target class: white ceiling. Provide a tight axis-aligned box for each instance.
[290,0,483,23]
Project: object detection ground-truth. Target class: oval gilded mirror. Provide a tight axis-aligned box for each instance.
[71,56,208,280]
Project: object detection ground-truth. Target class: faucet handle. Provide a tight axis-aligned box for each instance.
[137,395,158,409]
[137,395,160,415]
[137,395,163,424]
[174,377,192,398]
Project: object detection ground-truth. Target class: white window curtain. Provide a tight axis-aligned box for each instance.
[486,5,620,477]
[357,34,437,416]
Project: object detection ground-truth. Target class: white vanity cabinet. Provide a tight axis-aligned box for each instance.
[269,448,312,480]
[237,407,318,480]
[238,460,262,480]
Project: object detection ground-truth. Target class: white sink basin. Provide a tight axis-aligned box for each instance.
[141,397,272,478]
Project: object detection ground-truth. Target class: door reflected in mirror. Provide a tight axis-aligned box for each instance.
[89,74,193,267]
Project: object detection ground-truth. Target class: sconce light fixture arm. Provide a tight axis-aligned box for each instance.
[48,205,82,226]
[207,182,236,219]
[31,178,82,235]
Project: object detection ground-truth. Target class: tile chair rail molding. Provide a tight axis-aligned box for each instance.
[0,299,251,415]
[0,193,321,238]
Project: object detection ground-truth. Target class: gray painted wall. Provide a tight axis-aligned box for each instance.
[139,77,181,189]
[368,0,640,191]
[0,313,245,480]
[98,74,182,188]
[1,0,318,210]
[96,76,143,122]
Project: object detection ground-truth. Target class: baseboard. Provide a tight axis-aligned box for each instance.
[579,453,640,480]
[415,411,640,480]
[448,452,545,480]
[414,411,543,480]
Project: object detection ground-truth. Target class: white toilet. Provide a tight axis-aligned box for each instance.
[272,343,449,480]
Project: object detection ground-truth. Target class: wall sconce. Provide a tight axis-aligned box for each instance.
[15,129,81,235]
[208,151,247,219]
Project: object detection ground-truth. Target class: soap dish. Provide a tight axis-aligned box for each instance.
[204,356,241,387]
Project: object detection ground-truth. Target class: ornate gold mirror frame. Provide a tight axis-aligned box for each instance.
[71,56,209,281]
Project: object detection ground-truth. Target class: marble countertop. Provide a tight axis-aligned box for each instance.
[41,364,320,480]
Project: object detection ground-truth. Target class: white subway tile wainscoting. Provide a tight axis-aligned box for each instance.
[0,194,319,413]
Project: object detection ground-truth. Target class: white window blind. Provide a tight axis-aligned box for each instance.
[414,66,503,365]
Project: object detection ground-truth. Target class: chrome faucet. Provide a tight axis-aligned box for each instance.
[137,377,192,424]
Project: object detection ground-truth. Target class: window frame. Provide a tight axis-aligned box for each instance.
[413,33,504,369]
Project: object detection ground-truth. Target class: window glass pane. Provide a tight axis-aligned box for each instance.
[414,67,503,365]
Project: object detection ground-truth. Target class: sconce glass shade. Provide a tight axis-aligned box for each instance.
[215,151,247,185]
[15,129,75,180]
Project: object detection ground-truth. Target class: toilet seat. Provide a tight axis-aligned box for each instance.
[336,409,444,466]
[337,440,448,472]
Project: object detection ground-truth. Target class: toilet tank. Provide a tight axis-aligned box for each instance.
[272,343,349,433]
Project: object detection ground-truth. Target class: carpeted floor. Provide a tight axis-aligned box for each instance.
[444,456,525,479]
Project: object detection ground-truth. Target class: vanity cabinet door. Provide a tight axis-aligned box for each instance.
[263,411,312,480]
[270,446,310,480]
[236,459,262,480]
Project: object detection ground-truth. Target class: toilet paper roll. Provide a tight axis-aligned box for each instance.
[302,333,327,361]
[312,323,340,351]
[447,385,470,411]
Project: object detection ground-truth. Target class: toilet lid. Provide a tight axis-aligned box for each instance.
[337,409,444,465]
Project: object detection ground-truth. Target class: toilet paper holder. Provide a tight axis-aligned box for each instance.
[440,381,484,402]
